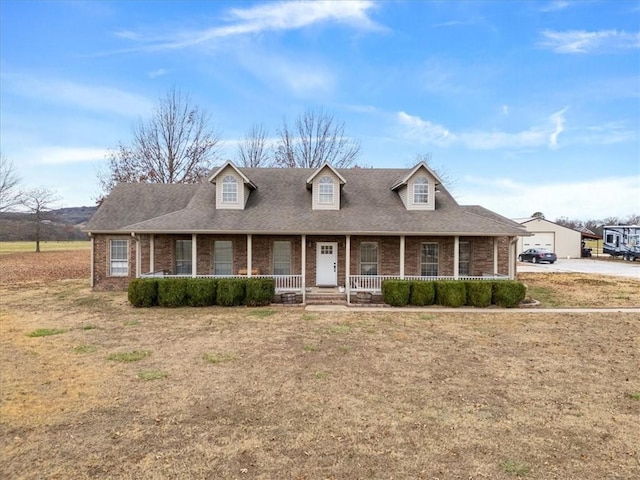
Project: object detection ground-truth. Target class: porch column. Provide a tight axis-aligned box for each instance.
[191,233,197,277]
[149,234,155,273]
[399,235,405,279]
[453,235,460,279]
[345,235,351,305]
[493,237,498,275]
[508,236,517,279]
[247,234,253,277]
[90,235,94,288]
[301,234,306,304]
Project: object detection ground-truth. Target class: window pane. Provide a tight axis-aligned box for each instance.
[110,240,128,276]
[222,175,238,203]
[175,240,192,275]
[360,242,378,275]
[273,241,291,275]
[421,243,438,276]
[413,177,428,204]
[214,241,233,275]
[318,176,334,204]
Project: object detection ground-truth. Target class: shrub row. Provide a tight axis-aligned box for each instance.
[128,278,275,308]
[381,279,526,308]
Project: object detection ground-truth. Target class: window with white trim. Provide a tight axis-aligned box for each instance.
[109,239,128,276]
[222,175,238,204]
[413,176,428,204]
[318,176,334,204]
[175,239,192,275]
[459,241,470,276]
[273,241,292,275]
[213,240,233,275]
[420,242,439,276]
[360,242,378,275]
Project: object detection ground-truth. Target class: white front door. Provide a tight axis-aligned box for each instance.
[316,242,338,286]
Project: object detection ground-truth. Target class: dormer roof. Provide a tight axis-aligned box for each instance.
[208,160,257,189]
[306,162,347,186]
[390,161,442,191]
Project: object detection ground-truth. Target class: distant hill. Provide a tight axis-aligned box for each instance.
[0,206,97,242]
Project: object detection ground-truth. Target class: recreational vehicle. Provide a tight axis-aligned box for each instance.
[602,225,640,261]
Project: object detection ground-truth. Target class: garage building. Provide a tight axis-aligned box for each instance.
[514,217,581,259]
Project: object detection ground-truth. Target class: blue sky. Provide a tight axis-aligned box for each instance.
[1,0,638,220]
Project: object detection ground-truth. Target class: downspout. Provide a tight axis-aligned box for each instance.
[509,236,518,279]
[131,232,140,278]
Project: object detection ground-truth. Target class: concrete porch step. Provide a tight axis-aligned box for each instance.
[305,293,347,305]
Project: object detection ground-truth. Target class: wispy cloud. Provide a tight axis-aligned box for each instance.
[460,175,640,219]
[148,68,168,79]
[538,29,640,54]
[396,109,570,150]
[3,73,153,117]
[33,147,108,165]
[114,1,381,52]
[538,1,571,13]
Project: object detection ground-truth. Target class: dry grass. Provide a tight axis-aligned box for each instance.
[1,249,639,479]
[0,241,90,255]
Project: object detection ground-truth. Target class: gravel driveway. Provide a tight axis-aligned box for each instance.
[517,257,639,279]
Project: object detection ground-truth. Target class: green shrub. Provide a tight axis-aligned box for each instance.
[245,278,275,306]
[381,280,411,307]
[493,281,526,308]
[465,281,493,308]
[186,279,217,307]
[217,278,246,306]
[435,281,467,307]
[157,278,189,307]
[410,281,435,306]
[128,279,158,307]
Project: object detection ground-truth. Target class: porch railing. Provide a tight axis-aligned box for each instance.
[140,272,303,292]
[349,274,509,292]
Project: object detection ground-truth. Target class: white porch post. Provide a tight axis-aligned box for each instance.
[399,235,405,279]
[192,233,197,277]
[493,237,498,275]
[508,236,517,279]
[247,234,253,277]
[149,234,155,273]
[453,235,460,279]
[345,235,351,305]
[90,235,94,288]
[301,234,306,304]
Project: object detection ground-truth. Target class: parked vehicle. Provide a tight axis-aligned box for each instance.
[603,225,640,261]
[518,248,557,264]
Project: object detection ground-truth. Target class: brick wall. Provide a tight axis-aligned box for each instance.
[92,234,135,291]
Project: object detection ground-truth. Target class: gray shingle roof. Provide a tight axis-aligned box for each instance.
[85,167,527,236]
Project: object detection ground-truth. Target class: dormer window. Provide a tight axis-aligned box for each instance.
[222,175,238,204]
[318,176,334,204]
[413,176,428,204]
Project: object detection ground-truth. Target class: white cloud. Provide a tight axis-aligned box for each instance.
[501,105,510,116]
[538,29,640,54]
[539,1,571,13]
[33,147,108,165]
[148,68,168,79]
[396,109,570,150]
[116,0,381,52]
[460,175,640,220]
[4,73,153,117]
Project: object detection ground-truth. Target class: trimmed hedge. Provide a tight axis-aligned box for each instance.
[382,280,411,306]
[245,278,276,306]
[158,278,189,308]
[186,279,217,307]
[435,281,467,307]
[128,279,158,307]
[492,280,526,308]
[381,279,527,308]
[409,281,435,306]
[465,281,493,308]
[216,278,246,307]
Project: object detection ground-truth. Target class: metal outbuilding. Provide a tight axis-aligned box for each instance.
[514,217,582,259]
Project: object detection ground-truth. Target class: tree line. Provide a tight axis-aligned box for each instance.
[531,212,640,237]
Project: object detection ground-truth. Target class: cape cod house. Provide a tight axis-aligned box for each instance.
[85,161,528,303]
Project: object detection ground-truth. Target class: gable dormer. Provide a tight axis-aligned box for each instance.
[391,162,442,211]
[306,163,347,211]
[208,161,256,210]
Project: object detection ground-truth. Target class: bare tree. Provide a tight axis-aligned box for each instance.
[623,213,640,225]
[237,123,271,167]
[0,153,22,212]
[274,108,360,168]
[414,152,456,192]
[20,187,60,252]
[98,87,221,197]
